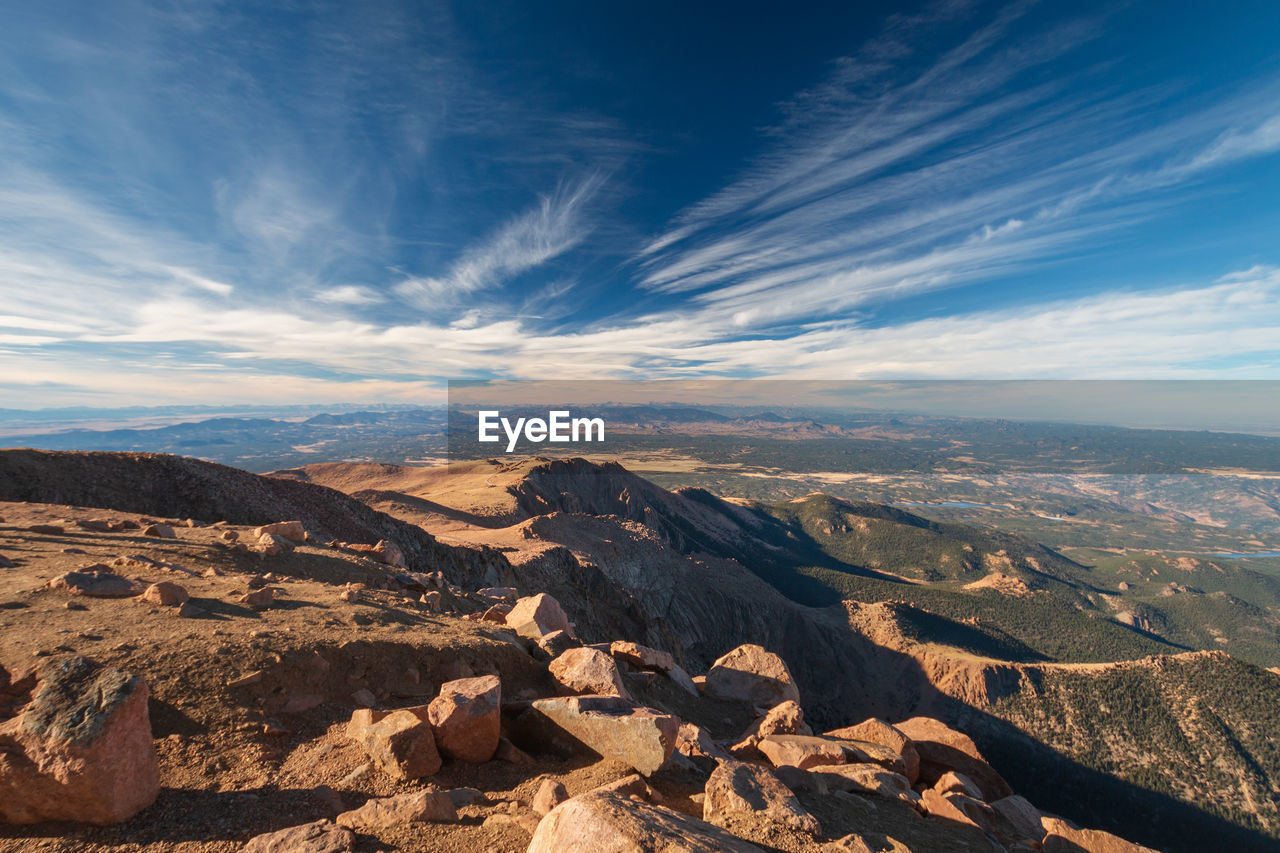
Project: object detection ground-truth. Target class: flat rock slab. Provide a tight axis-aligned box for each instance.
[519,695,679,777]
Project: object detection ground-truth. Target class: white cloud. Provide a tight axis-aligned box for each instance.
[314,285,384,305]
[395,171,605,307]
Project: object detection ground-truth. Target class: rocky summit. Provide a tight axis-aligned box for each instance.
[0,450,1271,852]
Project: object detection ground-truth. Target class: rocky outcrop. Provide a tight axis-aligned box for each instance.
[0,656,159,824]
[0,449,514,588]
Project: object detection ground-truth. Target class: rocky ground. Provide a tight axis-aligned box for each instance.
[0,496,1160,852]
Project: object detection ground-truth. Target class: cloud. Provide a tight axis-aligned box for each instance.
[314,285,384,305]
[395,172,606,308]
[631,7,1280,334]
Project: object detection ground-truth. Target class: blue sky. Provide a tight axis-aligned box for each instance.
[2,0,1279,407]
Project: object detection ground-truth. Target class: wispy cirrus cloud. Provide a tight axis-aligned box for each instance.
[633,2,1280,335]
[394,171,606,309]
[314,285,385,305]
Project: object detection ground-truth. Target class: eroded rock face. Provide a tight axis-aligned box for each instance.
[825,718,919,784]
[426,675,501,763]
[704,644,800,709]
[703,759,821,836]
[506,592,574,640]
[0,656,159,825]
[242,819,355,852]
[529,791,767,853]
[550,647,628,698]
[518,696,679,776]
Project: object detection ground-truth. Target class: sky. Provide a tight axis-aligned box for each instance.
[2,0,1280,408]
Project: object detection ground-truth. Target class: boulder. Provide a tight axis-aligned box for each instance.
[532,778,569,816]
[536,629,579,659]
[256,533,295,555]
[550,647,628,698]
[141,581,189,607]
[47,569,142,598]
[27,524,64,535]
[1041,817,1160,853]
[346,707,393,740]
[665,663,700,696]
[822,833,913,852]
[349,540,406,568]
[253,521,307,542]
[359,709,441,779]
[426,674,501,763]
[242,819,354,853]
[141,524,175,539]
[0,657,159,824]
[335,789,457,829]
[990,795,1045,845]
[592,773,661,802]
[239,588,275,609]
[826,718,919,783]
[893,717,1011,801]
[610,641,676,672]
[704,759,821,835]
[758,734,846,770]
[529,791,766,853]
[506,592,574,640]
[518,695,679,776]
[807,763,916,804]
[704,644,799,708]
[676,722,733,763]
[933,770,982,799]
[920,788,994,833]
[756,699,811,738]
